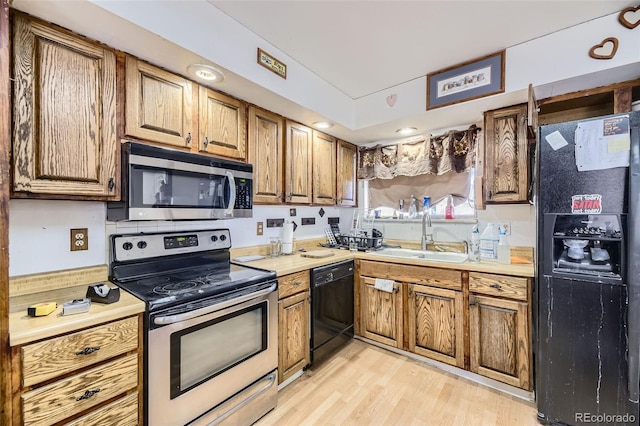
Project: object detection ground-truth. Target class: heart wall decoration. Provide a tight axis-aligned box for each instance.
[589,37,619,60]
[619,5,640,29]
[386,94,397,107]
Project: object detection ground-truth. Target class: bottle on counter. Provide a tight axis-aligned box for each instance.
[408,194,417,218]
[479,223,499,261]
[497,227,511,264]
[445,196,454,219]
[469,224,480,262]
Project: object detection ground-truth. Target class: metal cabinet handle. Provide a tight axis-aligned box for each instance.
[490,284,502,290]
[288,192,293,201]
[204,137,209,147]
[393,286,400,293]
[185,132,192,145]
[75,346,100,356]
[469,296,478,306]
[408,287,413,296]
[293,281,301,286]
[108,178,115,192]
[76,388,100,401]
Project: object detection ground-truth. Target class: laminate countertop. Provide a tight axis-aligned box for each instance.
[234,248,535,278]
[9,268,145,347]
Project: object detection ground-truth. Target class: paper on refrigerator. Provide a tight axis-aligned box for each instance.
[575,116,630,171]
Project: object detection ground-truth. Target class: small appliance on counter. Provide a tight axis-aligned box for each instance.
[281,221,294,254]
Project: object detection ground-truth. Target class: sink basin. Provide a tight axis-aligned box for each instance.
[372,248,468,263]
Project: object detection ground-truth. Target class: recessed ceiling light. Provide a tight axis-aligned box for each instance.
[313,121,333,129]
[396,127,417,135]
[187,64,224,82]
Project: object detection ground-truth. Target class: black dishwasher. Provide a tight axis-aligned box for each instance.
[310,259,354,366]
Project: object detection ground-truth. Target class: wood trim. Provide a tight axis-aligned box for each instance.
[9,266,108,298]
[1,1,12,422]
[537,78,640,106]
[613,86,632,113]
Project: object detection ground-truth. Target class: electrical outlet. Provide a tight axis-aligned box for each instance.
[256,222,264,236]
[497,223,511,235]
[70,228,88,251]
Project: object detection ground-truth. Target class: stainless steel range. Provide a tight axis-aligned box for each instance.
[110,229,278,426]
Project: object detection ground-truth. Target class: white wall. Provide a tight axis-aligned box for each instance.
[9,200,354,277]
[9,200,107,277]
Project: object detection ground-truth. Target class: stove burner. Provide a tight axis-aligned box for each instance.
[153,279,204,296]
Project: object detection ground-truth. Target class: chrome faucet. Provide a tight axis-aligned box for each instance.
[421,210,433,250]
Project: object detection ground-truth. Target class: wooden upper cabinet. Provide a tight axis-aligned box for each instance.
[12,14,118,198]
[484,103,529,203]
[125,56,195,149]
[248,106,284,204]
[198,87,247,160]
[284,120,313,204]
[337,140,357,207]
[312,130,337,205]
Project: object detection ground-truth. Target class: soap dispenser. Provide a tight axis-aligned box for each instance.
[408,194,417,218]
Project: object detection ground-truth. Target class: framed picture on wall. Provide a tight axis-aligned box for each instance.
[426,50,505,110]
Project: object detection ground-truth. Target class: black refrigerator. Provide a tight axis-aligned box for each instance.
[536,111,640,425]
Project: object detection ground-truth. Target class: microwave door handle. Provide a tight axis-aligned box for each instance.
[224,171,236,217]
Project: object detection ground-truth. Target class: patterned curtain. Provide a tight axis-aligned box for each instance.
[358,124,479,179]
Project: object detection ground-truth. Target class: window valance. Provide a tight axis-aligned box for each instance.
[358,124,479,179]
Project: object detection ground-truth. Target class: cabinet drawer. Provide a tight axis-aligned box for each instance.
[359,260,461,290]
[278,270,310,299]
[22,316,138,387]
[65,391,138,426]
[469,272,529,301]
[22,354,138,426]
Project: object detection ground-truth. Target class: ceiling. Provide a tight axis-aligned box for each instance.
[10,0,640,145]
[210,0,635,99]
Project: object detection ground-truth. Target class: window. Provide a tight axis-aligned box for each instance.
[362,169,476,219]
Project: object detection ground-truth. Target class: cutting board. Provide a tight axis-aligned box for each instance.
[300,250,335,259]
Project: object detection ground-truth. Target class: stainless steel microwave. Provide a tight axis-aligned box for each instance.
[107,142,252,221]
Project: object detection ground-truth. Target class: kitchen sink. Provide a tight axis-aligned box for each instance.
[371,248,468,263]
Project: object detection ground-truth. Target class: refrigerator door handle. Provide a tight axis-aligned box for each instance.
[628,126,640,403]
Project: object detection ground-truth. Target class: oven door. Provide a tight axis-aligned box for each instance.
[127,153,252,220]
[148,282,277,426]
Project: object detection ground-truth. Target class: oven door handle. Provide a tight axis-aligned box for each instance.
[224,171,236,217]
[153,283,276,326]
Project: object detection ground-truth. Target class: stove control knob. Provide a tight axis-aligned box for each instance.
[122,242,133,251]
[137,241,147,249]
[219,235,227,241]
[211,236,218,242]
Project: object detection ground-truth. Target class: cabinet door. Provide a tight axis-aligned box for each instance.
[248,106,284,203]
[199,87,247,160]
[12,15,118,198]
[337,140,357,207]
[278,291,310,384]
[359,277,402,348]
[312,130,336,205]
[469,294,531,390]
[284,120,313,204]
[484,103,529,203]
[125,56,195,149]
[407,284,464,368]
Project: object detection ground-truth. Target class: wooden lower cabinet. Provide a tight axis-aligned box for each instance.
[359,277,403,348]
[357,260,532,391]
[277,270,310,384]
[12,315,143,425]
[407,284,464,368]
[469,294,531,390]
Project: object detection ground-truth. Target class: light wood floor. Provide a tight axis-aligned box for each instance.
[258,340,539,426]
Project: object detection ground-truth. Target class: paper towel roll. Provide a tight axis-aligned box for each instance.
[281,222,294,254]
